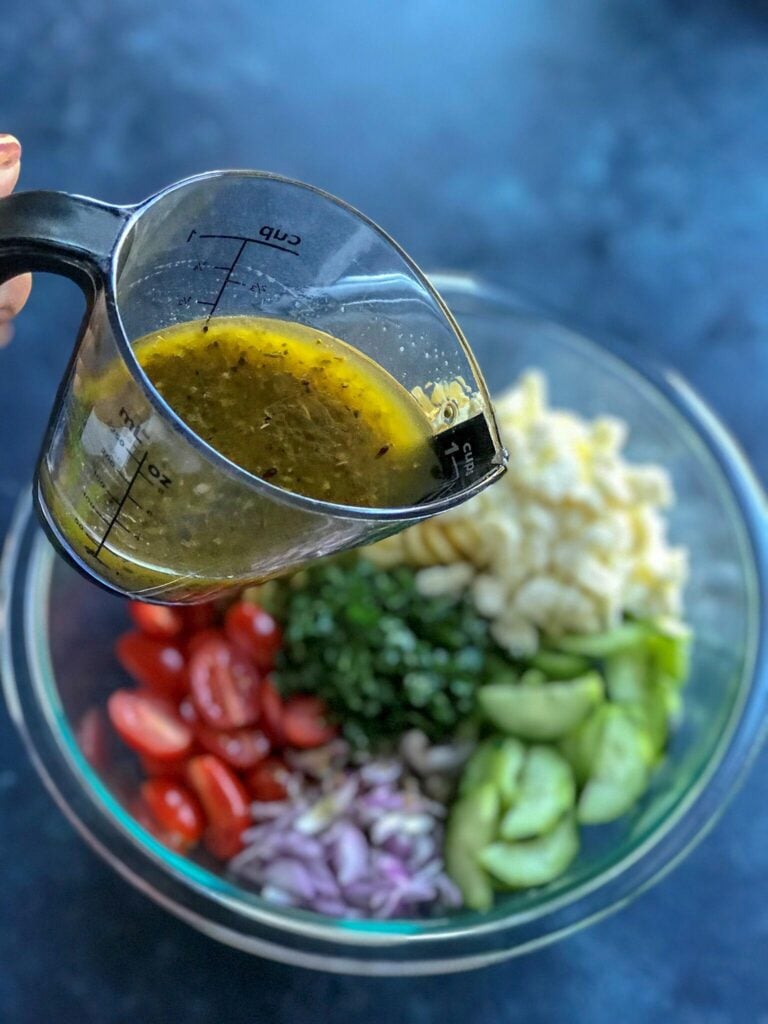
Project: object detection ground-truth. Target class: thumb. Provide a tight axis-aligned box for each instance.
[0,134,33,347]
[0,134,22,195]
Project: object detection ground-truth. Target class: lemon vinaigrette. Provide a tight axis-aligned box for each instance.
[136,316,440,508]
[40,316,447,598]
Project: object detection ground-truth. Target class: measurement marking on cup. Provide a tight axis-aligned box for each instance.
[200,238,247,329]
[94,452,148,559]
[198,232,301,257]
[93,507,132,535]
[105,487,144,511]
[187,228,301,328]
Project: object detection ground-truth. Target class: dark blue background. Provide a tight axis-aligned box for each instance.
[1,2,767,1021]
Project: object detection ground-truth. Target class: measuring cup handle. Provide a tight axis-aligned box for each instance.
[0,190,129,291]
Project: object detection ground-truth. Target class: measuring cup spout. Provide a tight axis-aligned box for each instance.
[0,190,129,292]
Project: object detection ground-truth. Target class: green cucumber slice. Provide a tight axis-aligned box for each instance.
[445,783,499,911]
[554,623,647,658]
[559,704,611,784]
[604,648,648,705]
[530,650,591,679]
[500,746,576,840]
[646,618,691,684]
[480,814,580,888]
[577,708,655,824]
[459,737,525,805]
[478,672,604,740]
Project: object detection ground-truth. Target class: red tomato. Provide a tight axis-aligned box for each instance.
[224,602,282,672]
[189,636,261,730]
[282,695,337,749]
[245,757,289,802]
[196,723,271,770]
[203,826,247,860]
[139,753,188,781]
[129,795,188,853]
[258,677,285,746]
[107,689,193,760]
[128,601,183,639]
[115,632,187,699]
[178,696,199,725]
[76,707,111,770]
[186,754,251,858]
[184,627,226,660]
[179,603,218,634]
[141,778,205,845]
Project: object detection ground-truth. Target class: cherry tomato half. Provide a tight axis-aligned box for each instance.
[128,602,184,639]
[76,707,111,771]
[196,723,271,770]
[258,677,285,746]
[139,753,189,781]
[245,757,289,802]
[225,602,282,672]
[107,690,193,761]
[186,754,251,858]
[179,603,218,634]
[116,632,187,700]
[130,795,187,853]
[189,636,261,730]
[185,627,226,660]
[141,778,205,845]
[282,695,337,749]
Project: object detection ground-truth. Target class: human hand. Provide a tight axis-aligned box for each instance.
[0,134,33,347]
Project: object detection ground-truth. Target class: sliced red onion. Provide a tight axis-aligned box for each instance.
[262,858,317,901]
[358,759,402,786]
[248,800,293,821]
[327,821,369,887]
[260,884,296,907]
[227,738,468,920]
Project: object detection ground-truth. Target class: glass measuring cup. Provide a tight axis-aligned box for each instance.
[0,171,506,602]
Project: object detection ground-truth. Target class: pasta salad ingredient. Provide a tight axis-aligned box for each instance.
[271,558,506,747]
[229,748,462,919]
[367,372,688,656]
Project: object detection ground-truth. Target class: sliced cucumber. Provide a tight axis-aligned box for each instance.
[577,708,655,824]
[480,814,580,888]
[646,618,691,684]
[519,668,547,688]
[604,648,648,705]
[495,738,526,807]
[500,746,576,840]
[478,672,604,741]
[559,704,611,784]
[531,650,591,680]
[459,737,525,805]
[459,739,501,796]
[554,623,647,658]
[605,648,678,755]
[444,783,499,911]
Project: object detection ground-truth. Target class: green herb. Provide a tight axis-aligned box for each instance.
[271,558,504,747]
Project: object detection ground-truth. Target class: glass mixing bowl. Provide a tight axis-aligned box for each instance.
[2,276,767,975]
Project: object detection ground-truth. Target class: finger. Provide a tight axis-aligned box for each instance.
[0,135,31,325]
[0,271,32,319]
[0,134,21,196]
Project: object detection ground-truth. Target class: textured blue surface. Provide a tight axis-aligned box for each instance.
[1,1,767,1020]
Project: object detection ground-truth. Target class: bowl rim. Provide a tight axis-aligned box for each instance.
[2,274,767,975]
